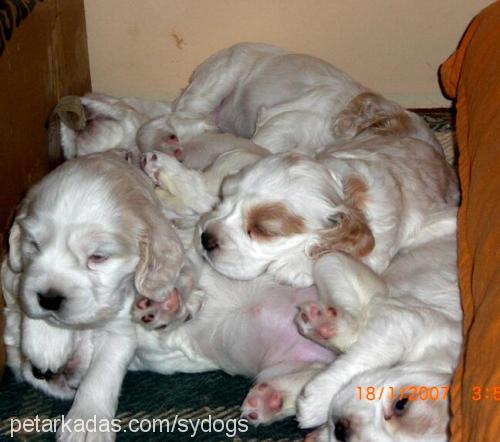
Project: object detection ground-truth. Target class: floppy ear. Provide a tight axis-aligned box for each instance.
[333,92,412,140]
[8,223,23,273]
[308,175,375,259]
[7,198,29,273]
[53,95,87,132]
[308,207,375,260]
[134,212,184,301]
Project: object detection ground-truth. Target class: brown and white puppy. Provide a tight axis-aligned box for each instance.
[196,93,458,287]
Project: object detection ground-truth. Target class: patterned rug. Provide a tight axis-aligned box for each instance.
[0,111,455,441]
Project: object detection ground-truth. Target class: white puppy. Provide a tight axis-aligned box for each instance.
[295,207,462,440]
[196,93,458,287]
[2,151,184,440]
[138,43,441,154]
[56,93,171,159]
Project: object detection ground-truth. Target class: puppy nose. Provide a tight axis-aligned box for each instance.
[201,231,218,252]
[334,418,351,442]
[37,289,65,311]
[32,365,54,381]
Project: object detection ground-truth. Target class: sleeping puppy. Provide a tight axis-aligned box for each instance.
[55,93,171,159]
[138,42,441,154]
[2,151,184,440]
[295,208,462,437]
[196,93,458,287]
[306,368,452,442]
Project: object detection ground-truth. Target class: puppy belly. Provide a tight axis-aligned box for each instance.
[194,286,335,376]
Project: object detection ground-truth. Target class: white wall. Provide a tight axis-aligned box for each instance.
[84,0,493,108]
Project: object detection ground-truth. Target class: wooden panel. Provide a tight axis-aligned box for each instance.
[0,0,91,377]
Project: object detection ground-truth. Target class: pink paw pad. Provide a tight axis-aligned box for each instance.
[133,289,183,330]
[296,301,338,342]
[241,383,284,425]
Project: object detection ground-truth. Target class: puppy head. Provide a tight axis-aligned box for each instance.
[324,367,451,442]
[56,93,149,159]
[197,153,374,286]
[332,92,412,141]
[9,151,183,327]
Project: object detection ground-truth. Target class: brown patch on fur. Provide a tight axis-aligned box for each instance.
[247,202,305,240]
[333,92,412,139]
[309,175,374,259]
[343,175,369,210]
[309,209,374,259]
[283,152,304,165]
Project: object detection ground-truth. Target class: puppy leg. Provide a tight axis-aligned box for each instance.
[295,253,386,352]
[297,301,411,429]
[141,151,218,215]
[241,363,325,426]
[173,44,282,115]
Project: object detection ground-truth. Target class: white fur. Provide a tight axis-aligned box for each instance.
[139,135,268,230]
[2,150,337,440]
[296,208,462,441]
[138,43,441,155]
[2,151,184,441]
[60,93,171,159]
[198,134,458,287]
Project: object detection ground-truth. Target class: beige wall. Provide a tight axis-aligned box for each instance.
[84,0,493,108]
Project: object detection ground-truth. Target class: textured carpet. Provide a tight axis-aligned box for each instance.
[0,111,455,441]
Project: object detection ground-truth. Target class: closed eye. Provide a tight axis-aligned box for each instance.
[28,239,40,252]
[88,253,109,266]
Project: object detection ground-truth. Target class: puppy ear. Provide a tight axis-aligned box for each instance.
[7,222,23,273]
[308,208,375,259]
[333,92,412,139]
[309,175,375,259]
[134,213,184,301]
[53,96,87,132]
[7,195,30,273]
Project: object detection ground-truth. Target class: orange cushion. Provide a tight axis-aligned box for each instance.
[440,2,500,441]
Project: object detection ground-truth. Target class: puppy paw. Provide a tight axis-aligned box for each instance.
[296,301,358,352]
[240,382,285,425]
[140,152,164,185]
[296,301,338,342]
[296,379,332,429]
[133,289,189,330]
[56,413,116,442]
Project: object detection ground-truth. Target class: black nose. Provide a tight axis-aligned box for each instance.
[201,231,218,252]
[32,365,54,381]
[37,289,65,311]
[334,418,351,442]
